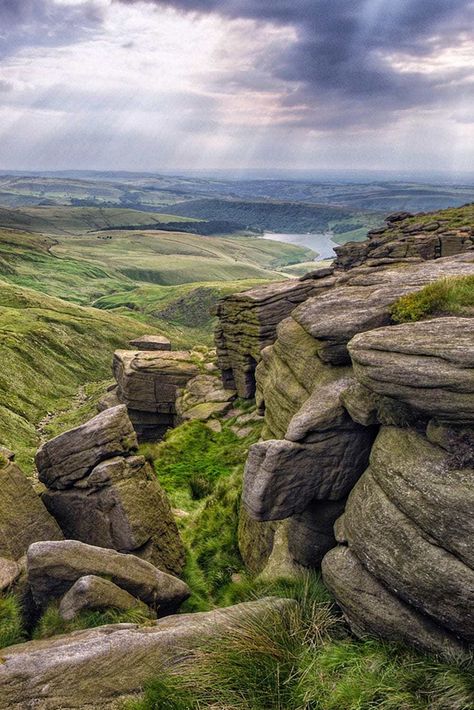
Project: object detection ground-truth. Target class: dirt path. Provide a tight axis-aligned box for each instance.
[36,385,88,446]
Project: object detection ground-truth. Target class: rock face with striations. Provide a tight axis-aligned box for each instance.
[36,406,185,575]
[113,349,200,440]
[215,270,336,398]
[333,209,474,270]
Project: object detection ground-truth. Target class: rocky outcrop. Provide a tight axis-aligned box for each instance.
[0,598,293,709]
[36,406,185,575]
[349,317,474,424]
[58,575,152,621]
[228,210,474,654]
[36,405,138,490]
[334,212,474,270]
[113,349,200,440]
[215,270,336,398]
[0,451,63,563]
[27,540,190,614]
[323,427,474,653]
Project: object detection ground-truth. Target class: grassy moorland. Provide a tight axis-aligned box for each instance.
[0,279,154,471]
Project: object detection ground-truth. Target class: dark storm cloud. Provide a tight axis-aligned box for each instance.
[118,0,474,127]
[0,0,105,58]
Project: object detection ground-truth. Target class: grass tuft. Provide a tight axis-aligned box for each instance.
[0,594,25,649]
[391,275,474,323]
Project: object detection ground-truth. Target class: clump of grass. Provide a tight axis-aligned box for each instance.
[125,576,474,710]
[33,603,153,640]
[181,467,244,611]
[0,593,25,649]
[391,275,474,323]
[142,418,261,509]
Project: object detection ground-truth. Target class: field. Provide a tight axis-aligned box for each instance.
[0,203,316,466]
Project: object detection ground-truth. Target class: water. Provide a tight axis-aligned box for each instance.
[262,231,338,260]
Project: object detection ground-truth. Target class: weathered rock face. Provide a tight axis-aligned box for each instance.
[227,209,474,655]
[36,405,138,490]
[291,253,474,365]
[334,212,474,271]
[322,547,467,659]
[113,349,200,440]
[0,598,292,710]
[27,540,190,613]
[323,427,474,651]
[58,575,152,621]
[349,317,474,424]
[36,406,185,575]
[215,272,335,398]
[0,454,63,562]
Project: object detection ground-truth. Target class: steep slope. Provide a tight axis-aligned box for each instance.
[0,279,154,471]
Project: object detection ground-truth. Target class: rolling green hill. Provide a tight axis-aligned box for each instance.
[0,280,156,471]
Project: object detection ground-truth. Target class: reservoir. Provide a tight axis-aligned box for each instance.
[262,231,338,260]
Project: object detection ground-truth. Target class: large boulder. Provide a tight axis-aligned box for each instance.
[0,598,293,709]
[0,454,63,561]
[58,575,151,621]
[113,349,200,440]
[36,405,137,489]
[243,431,372,520]
[349,318,474,424]
[243,376,375,520]
[42,454,185,575]
[27,540,190,613]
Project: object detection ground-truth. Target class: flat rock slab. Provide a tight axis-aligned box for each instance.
[129,335,171,351]
[27,540,190,613]
[349,317,474,424]
[59,575,151,621]
[0,599,293,709]
[36,405,138,489]
[0,460,63,560]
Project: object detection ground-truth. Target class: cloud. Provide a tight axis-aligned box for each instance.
[0,0,105,58]
[117,0,474,128]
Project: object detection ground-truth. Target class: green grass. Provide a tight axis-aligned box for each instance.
[124,573,474,710]
[0,594,25,649]
[33,602,153,640]
[0,279,153,471]
[142,418,260,509]
[391,275,474,323]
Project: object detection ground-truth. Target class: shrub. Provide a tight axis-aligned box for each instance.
[391,275,474,323]
[0,594,25,649]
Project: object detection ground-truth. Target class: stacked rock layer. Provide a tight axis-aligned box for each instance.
[217,238,474,654]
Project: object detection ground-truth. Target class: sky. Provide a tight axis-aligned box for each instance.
[0,0,473,173]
